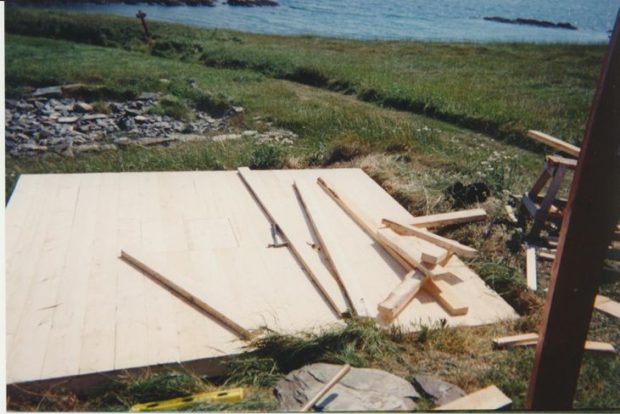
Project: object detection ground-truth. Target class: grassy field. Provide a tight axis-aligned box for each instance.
[5,7,619,411]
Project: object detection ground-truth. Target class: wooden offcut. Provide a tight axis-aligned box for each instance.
[493,333,539,348]
[382,218,478,257]
[409,208,488,228]
[120,250,253,341]
[594,295,620,319]
[526,246,538,291]
[494,334,616,354]
[434,385,512,410]
[377,271,425,323]
[527,130,581,158]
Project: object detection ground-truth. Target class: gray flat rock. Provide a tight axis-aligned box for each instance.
[274,363,418,411]
[32,86,62,98]
[412,374,465,406]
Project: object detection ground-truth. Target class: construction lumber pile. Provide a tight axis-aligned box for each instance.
[5,168,517,389]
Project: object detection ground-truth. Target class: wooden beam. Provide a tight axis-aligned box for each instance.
[382,218,478,258]
[423,278,469,316]
[377,270,425,323]
[546,154,578,169]
[238,167,347,316]
[527,130,581,158]
[494,333,616,354]
[526,11,620,409]
[293,181,369,316]
[526,246,538,291]
[434,385,512,410]
[120,250,254,341]
[408,208,488,228]
[594,295,620,320]
[376,227,448,265]
[537,251,556,261]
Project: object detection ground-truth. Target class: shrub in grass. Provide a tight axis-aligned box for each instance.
[249,144,285,169]
[147,95,194,122]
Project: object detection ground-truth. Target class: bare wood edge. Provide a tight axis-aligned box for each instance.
[526,246,538,291]
[409,208,488,228]
[494,333,616,354]
[594,294,620,319]
[119,250,253,341]
[527,130,581,158]
[237,167,346,316]
[293,181,368,317]
[377,270,424,323]
[382,218,478,258]
[434,385,512,410]
[300,364,352,411]
[493,333,540,348]
[317,176,468,317]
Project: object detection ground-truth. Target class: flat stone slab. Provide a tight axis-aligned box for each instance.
[412,374,465,405]
[274,363,419,411]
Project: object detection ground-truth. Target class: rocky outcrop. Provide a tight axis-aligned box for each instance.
[274,363,419,411]
[5,86,297,156]
[484,16,577,30]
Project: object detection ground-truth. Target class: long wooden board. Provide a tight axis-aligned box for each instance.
[294,181,369,316]
[409,208,488,228]
[238,167,348,316]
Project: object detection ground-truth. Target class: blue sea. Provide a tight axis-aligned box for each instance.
[53,0,619,43]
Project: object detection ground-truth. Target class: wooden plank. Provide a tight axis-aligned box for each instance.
[496,334,616,354]
[529,165,568,238]
[528,168,552,198]
[408,208,488,228]
[238,167,347,316]
[527,13,620,409]
[538,250,556,261]
[435,385,512,410]
[546,154,578,169]
[294,181,369,316]
[493,333,540,348]
[527,130,581,158]
[423,278,469,316]
[594,295,620,319]
[382,218,478,258]
[376,228,448,271]
[120,250,253,341]
[526,246,538,291]
[377,270,425,323]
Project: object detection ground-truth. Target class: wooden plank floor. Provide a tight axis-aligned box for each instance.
[5,169,517,385]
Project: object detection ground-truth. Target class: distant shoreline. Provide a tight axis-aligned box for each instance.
[10,0,279,7]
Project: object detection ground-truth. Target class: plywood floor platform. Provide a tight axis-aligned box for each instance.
[6,169,517,386]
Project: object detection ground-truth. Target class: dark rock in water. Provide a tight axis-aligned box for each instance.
[484,16,577,30]
[446,181,491,207]
[412,375,465,406]
[32,86,63,98]
[274,363,418,411]
[226,0,278,6]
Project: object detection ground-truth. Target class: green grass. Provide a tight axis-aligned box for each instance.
[5,7,606,146]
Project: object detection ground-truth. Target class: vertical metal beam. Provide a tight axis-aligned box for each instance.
[526,11,620,409]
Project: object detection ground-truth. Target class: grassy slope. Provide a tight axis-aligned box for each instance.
[5,8,619,412]
[5,7,607,145]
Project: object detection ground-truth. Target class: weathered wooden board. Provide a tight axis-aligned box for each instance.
[5,169,517,387]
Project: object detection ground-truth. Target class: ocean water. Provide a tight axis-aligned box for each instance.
[53,0,619,43]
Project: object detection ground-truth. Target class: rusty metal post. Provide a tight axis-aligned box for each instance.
[136,10,150,37]
[526,10,620,410]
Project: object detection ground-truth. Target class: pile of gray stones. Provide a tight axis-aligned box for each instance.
[5,85,298,156]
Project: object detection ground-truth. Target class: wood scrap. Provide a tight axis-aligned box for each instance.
[434,385,512,410]
[537,250,556,261]
[595,295,620,319]
[377,270,425,323]
[423,278,469,316]
[300,364,351,412]
[376,227,449,265]
[293,181,369,317]
[493,333,616,354]
[120,250,254,341]
[238,167,347,316]
[527,130,581,158]
[526,246,538,290]
[382,218,478,258]
[408,208,488,228]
